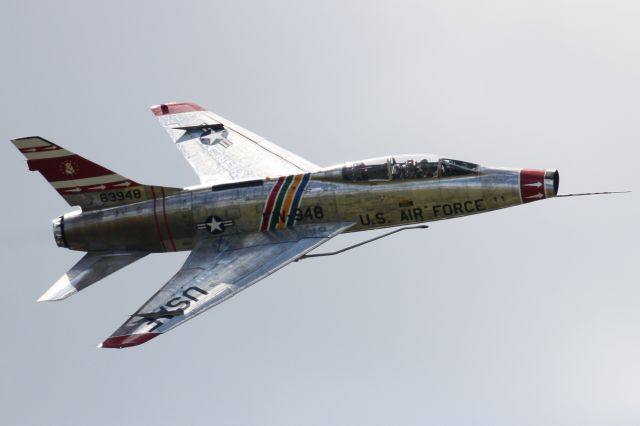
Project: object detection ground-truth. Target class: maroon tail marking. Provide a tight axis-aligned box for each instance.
[27,154,115,182]
[20,145,62,153]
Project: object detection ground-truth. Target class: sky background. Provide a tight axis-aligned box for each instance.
[1,1,638,425]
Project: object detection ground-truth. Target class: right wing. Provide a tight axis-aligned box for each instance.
[151,102,319,185]
[100,223,353,348]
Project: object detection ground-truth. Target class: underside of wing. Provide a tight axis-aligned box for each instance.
[151,102,319,185]
[100,223,353,348]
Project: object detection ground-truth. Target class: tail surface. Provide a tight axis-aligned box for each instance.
[39,251,149,301]
[11,136,180,210]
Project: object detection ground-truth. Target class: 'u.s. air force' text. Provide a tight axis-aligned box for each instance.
[359,198,487,226]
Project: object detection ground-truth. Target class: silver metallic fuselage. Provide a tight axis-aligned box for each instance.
[56,164,559,252]
[15,103,571,348]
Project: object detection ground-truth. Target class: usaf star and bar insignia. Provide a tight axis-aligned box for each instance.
[196,215,235,234]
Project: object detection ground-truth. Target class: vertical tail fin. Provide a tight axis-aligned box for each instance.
[11,136,180,210]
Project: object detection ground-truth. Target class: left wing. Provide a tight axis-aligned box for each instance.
[151,102,319,185]
[100,223,353,348]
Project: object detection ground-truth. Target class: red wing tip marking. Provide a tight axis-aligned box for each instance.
[150,102,205,116]
[99,333,160,349]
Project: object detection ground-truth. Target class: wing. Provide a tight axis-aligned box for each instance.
[100,223,353,348]
[151,102,319,185]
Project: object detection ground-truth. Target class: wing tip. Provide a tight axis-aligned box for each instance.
[150,102,205,117]
[99,333,161,349]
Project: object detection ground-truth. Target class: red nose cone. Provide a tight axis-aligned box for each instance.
[519,169,559,203]
[520,169,547,203]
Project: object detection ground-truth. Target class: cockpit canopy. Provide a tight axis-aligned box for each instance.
[315,154,479,183]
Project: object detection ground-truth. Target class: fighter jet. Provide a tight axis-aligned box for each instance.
[11,101,573,348]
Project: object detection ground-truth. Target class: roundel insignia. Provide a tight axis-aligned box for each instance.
[196,215,235,234]
[205,216,226,234]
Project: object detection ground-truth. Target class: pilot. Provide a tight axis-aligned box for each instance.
[439,161,447,177]
[391,163,401,179]
[357,162,367,180]
[419,159,437,178]
[404,160,417,178]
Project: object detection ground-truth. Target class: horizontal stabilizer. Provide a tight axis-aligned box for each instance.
[39,251,149,302]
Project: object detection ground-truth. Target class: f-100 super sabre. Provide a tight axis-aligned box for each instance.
[13,101,605,348]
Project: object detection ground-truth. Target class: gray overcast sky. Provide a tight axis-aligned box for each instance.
[1,1,638,425]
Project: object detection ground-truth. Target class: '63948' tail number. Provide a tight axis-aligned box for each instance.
[100,189,142,203]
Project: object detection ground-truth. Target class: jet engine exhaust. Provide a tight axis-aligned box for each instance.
[52,216,68,248]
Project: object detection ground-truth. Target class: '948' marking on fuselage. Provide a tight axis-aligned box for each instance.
[99,189,142,203]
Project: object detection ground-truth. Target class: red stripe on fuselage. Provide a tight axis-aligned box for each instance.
[160,187,177,251]
[260,177,285,231]
[150,187,167,251]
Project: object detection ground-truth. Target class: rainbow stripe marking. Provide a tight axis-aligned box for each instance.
[260,173,311,231]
